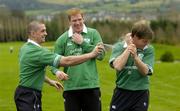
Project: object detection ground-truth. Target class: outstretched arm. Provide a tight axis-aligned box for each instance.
[59,44,104,67]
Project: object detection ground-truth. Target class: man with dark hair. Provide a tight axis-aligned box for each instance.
[51,8,105,111]
[14,21,104,111]
[109,20,154,111]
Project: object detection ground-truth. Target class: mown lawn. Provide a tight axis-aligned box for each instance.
[0,42,180,111]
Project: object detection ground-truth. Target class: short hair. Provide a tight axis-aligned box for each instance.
[27,21,44,35]
[66,8,84,20]
[131,20,154,40]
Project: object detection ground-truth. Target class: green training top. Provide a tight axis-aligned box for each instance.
[51,26,105,91]
[109,41,154,90]
[19,42,61,91]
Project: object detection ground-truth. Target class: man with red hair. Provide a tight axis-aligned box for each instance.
[51,8,105,111]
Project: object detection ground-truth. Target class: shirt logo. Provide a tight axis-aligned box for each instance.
[67,42,72,46]
[138,53,144,60]
[84,38,90,43]
[112,105,116,109]
[143,102,147,107]
[69,48,82,55]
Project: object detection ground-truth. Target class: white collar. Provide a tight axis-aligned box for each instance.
[123,41,148,50]
[68,24,87,37]
[27,39,41,47]
[123,41,128,48]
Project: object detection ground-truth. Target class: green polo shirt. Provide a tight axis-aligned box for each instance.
[19,42,61,91]
[109,41,154,90]
[52,27,105,91]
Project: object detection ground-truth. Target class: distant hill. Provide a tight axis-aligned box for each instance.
[0,0,69,11]
[37,0,97,5]
[0,0,180,16]
[0,0,97,11]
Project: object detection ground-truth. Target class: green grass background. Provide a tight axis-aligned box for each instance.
[0,42,180,111]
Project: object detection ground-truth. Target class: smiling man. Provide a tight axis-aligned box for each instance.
[51,8,105,111]
[14,21,104,111]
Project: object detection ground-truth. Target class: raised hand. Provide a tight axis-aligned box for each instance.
[97,42,105,52]
[127,44,137,58]
[124,33,133,45]
[72,33,84,45]
[91,43,105,57]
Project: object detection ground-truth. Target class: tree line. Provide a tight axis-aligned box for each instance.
[0,10,180,45]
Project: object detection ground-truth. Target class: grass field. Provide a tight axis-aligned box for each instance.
[0,42,180,111]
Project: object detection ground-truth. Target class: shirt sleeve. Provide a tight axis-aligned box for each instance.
[109,42,124,68]
[39,48,61,68]
[143,46,155,75]
[50,36,65,75]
